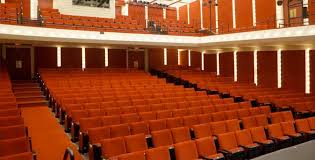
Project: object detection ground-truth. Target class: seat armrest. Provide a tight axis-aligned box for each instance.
[32,151,37,160]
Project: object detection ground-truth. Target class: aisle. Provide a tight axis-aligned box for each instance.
[21,106,83,160]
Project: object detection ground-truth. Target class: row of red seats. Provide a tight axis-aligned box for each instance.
[0,68,35,160]
[90,117,315,160]
[78,108,274,154]
[40,8,149,34]
[164,69,315,114]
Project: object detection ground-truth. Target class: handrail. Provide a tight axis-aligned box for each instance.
[63,147,75,160]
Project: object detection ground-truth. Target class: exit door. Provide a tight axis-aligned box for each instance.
[6,47,31,80]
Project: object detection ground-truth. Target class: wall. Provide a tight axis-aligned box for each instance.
[202,0,216,30]
[257,51,277,88]
[85,48,105,68]
[34,47,57,69]
[166,8,177,20]
[149,48,164,69]
[180,50,188,66]
[191,51,201,69]
[235,0,253,29]
[218,0,233,33]
[311,50,315,95]
[108,49,126,68]
[53,0,115,18]
[219,52,234,77]
[237,52,254,83]
[255,0,276,29]
[148,6,163,20]
[128,4,146,25]
[179,5,188,23]
[282,50,305,92]
[61,48,81,68]
[204,54,216,72]
[189,0,201,28]
[167,49,178,66]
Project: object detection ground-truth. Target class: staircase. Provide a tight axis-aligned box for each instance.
[12,80,48,108]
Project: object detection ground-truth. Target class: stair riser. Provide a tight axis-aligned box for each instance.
[16,97,46,102]
[18,102,49,108]
[13,88,41,92]
[14,92,43,97]
[13,84,39,88]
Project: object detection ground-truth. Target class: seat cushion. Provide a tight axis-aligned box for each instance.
[228,147,244,154]
[206,153,225,159]
[245,143,259,149]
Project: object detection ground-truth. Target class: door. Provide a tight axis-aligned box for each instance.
[6,47,31,80]
[128,51,145,70]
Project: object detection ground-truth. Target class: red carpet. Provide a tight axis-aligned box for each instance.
[21,106,83,160]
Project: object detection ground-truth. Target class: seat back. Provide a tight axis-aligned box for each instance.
[145,146,171,160]
[235,129,253,146]
[195,137,218,157]
[225,119,240,132]
[174,141,199,160]
[171,127,191,143]
[124,134,148,153]
[192,123,212,139]
[101,137,126,158]
[151,129,173,147]
[218,132,238,150]
[267,124,284,138]
[250,127,268,143]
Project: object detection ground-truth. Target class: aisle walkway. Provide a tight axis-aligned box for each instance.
[21,106,83,160]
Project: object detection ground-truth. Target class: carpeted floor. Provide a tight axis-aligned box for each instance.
[21,106,83,160]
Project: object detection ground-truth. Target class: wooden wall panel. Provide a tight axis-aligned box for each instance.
[179,5,188,23]
[311,50,315,95]
[189,0,201,28]
[148,7,163,20]
[35,47,57,69]
[235,0,253,29]
[108,49,126,68]
[129,4,146,25]
[191,51,201,69]
[180,50,188,66]
[61,48,81,68]
[149,48,163,69]
[282,50,305,92]
[219,52,234,77]
[204,54,216,72]
[202,0,216,30]
[85,48,105,68]
[167,49,178,66]
[218,0,233,33]
[237,52,254,83]
[257,51,277,88]
[256,0,276,29]
[310,0,315,24]
[166,8,177,20]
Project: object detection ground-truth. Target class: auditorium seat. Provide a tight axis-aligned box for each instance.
[249,127,275,153]
[166,117,183,129]
[171,127,191,143]
[101,137,126,159]
[192,123,213,139]
[110,124,131,138]
[174,141,199,160]
[124,134,148,153]
[235,130,262,158]
[217,132,246,160]
[0,125,27,140]
[151,129,174,148]
[117,151,146,160]
[280,122,304,144]
[0,137,32,157]
[267,124,292,149]
[295,119,315,140]
[149,119,167,132]
[211,121,227,136]
[130,121,150,135]
[145,146,171,160]
[195,137,224,160]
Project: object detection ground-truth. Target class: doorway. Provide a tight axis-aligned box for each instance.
[6,47,32,80]
[128,51,145,70]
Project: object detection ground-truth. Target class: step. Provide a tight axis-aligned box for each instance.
[12,83,39,88]
[12,80,37,84]
[17,100,48,108]
[13,87,41,92]
[16,96,46,102]
[14,91,43,97]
